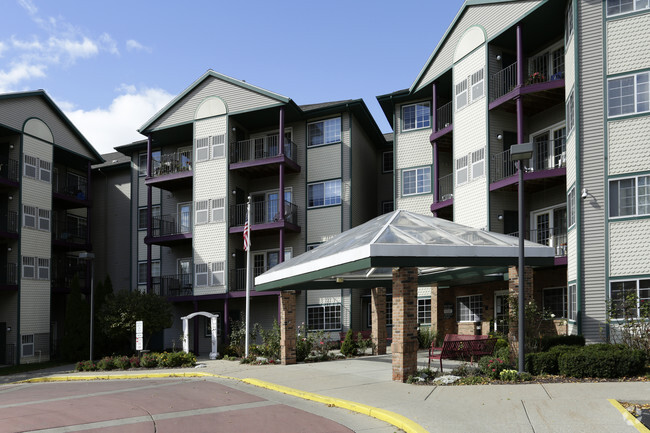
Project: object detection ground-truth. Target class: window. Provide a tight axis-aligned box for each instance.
[402,102,431,131]
[308,117,341,147]
[383,151,394,173]
[543,287,567,318]
[306,243,321,251]
[138,205,161,230]
[568,187,576,227]
[471,148,485,179]
[39,160,51,183]
[211,262,225,286]
[195,263,208,287]
[38,209,50,231]
[457,295,482,322]
[22,256,35,279]
[608,72,649,117]
[195,200,209,224]
[565,1,573,42]
[455,79,468,111]
[307,304,342,331]
[366,295,393,327]
[610,278,649,319]
[566,88,575,133]
[607,0,649,16]
[456,156,468,186]
[308,179,341,208]
[211,134,225,159]
[470,68,485,102]
[418,298,431,324]
[211,198,225,222]
[382,201,394,214]
[37,258,50,280]
[568,284,577,321]
[137,260,160,285]
[609,175,650,217]
[138,153,148,176]
[401,167,431,196]
[24,155,37,179]
[21,334,34,357]
[23,205,36,228]
[196,137,209,161]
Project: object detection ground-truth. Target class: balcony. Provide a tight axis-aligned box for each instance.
[0,211,18,239]
[430,102,453,143]
[0,263,18,290]
[490,144,565,192]
[152,274,193,297]
[229,135,300,176]
[507,227,567,259]
[229,199,300,234]
[230,266,269,292]
[431,174,454,214]
[51,263,88,293]
[0,157,19,186]
[53,176,89,208]
[146,212,192,246]
[52,215,89,248]
[145,149,193,190]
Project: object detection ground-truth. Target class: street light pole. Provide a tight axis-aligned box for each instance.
[79,252,95,361]
[510,142,532,373]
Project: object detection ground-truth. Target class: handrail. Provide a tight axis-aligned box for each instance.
[230,135,298,164]
[230,199,298,227]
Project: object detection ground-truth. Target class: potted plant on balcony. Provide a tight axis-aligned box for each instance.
[526,72,545,85]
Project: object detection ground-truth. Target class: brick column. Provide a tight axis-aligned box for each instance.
[391,267,419,382]
[280,290,296,365]
[371,287,387,355]
[430,283,439,337]
[508,266,534,354]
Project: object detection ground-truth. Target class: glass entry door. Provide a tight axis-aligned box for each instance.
[494,291,509,335]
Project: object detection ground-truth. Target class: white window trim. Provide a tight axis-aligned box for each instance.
[39,160,51,183]
[307,117,342,148]
[609,278,650,319]
[21,334,34,357]
[38,209,50,232]
[195,263,208,287]
[456,294,482,322]
[471,148,485,180]
[401,166,431,196]
[401,101,431,131]
[23,205,37,229]
[23,155,37,179]
[606,0,650,17]
[308,179,342,208]
[568,283,577,322]
[607,71,650,118]
[195,137,210,162]
[566,88,575,134]
[609,174,650,218]
[528,121,567,171]
[22,256,35,279]
[211,198,225,222]
[211,134,226,159]
[307,303,342,331]
[470,68,485,103]
[568,187,576,228]
[418,298,432,325]
[37,257,50,280]
[455,78,468,111]
[195,200,209,225]
[210,262,225,286]
[456,156,469,187]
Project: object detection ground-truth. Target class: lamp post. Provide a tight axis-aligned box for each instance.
[79,252,95,361]
[510,142,533,373]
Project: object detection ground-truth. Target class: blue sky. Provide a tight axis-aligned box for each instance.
[2,0,464,155]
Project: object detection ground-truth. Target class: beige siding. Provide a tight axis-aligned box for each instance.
[606,13,650,75]
[307,143,341,182]
[150,76,281,131]
[578,0,606,342]
[489,190,516,232]
[565,36,576,93]
[307,206,341,244]
[20,281,50,335]
[608,116,650,175]
[609,219,650,276]
[568,229,577,282]
[341,114,352,231]
[415,1,543,91]
[307,289,341,305]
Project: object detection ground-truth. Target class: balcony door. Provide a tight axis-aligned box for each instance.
[253,248,292,277]
[531,125,566,171]
[252,189,292,223]
[178,202,191,233]
[178,258,192,287]
[494,290,509,335]
[531,206,567,254]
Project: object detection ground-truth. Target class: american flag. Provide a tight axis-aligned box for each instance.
[243,217,250,251]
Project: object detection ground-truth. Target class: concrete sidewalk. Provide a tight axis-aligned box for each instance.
[5,351,650,433]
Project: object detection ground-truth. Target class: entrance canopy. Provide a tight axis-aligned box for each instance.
[255,210,555,291]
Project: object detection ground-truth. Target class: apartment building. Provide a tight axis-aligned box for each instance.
[113,70,389,353]
[0,90,102,364]
[378,0,650,342]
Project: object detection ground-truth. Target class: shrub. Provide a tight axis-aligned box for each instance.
[357,332,375,355]
[96,356,116,371]
[539,335,585,352]
[478,355,511,379]
[558,344,646,378]
[526,344,581,375]
[140,352,159,368]
[113,356,131,370]
[340,329,358,357]
[129,356,140,369]
[75,360,97,372]
[418,326,437,349]
[451,362,479,377]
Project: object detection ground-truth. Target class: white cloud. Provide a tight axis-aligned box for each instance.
[126,39,151,53]
[0,41,7,57]
[0,62,47,92]
[48,36,98,60]
[63,87,174,155]
[18,0,38,15]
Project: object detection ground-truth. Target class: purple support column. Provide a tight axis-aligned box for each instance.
[279,107,285,263]
[86,161,92,244]
[432,83,438,133]
[193,300,199,356]
[432,84,439,206]
[224,297,230,345]
[516,25,524,89]
[146,134,153,293]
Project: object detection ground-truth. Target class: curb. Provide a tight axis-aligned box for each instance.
[608,399,650,433]
[14,372,428,433]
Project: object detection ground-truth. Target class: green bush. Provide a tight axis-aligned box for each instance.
[113,356,131,370]
[526,345,581,375]
[340,329,358,357]
[558,344,646,378]
[96,357,116,371]
[140,352,159,368]
[478,355,511,379]
[75,360,97,372]
[539,335,585,352]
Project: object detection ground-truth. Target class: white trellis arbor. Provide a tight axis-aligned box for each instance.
[181,312,219,359]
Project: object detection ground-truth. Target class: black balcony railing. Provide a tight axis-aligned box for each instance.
[436,101,453,131]
[506,228,567,257]
[54,176,88,200]
[0,263,17,285]
[230,266,269,291]
[230,199,298,227]
[152,149,192,177]
[152,274,193,297]
[0,157,19,182]
[490,63,517,101]
[437,174,453,202]
[0,211,18,234]
[491,141,565,184]
[52,215,88,244]
[230,135,298,164]
[152,212,192,237]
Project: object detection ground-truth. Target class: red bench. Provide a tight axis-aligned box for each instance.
[428,334,497,372]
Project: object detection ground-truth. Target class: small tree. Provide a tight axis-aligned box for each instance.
[340,329,358,357]
[607,291,650,359]
[100,290,172,351]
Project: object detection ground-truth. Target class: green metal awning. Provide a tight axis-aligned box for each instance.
[254,210,555,291]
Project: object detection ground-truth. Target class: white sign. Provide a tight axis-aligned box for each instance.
[136,336,143,351]
[135,321,143,335]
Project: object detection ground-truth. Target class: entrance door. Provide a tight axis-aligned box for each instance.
[494,291,509,335]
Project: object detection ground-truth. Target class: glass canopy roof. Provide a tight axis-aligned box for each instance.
[254,210,555,291]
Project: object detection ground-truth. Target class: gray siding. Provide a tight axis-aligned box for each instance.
[350,114,379,228]
[578,0,606,342]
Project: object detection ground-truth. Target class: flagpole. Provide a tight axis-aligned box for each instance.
[244,196,251,358]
